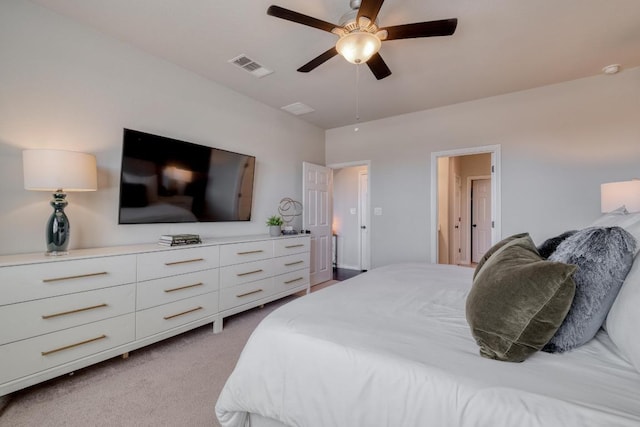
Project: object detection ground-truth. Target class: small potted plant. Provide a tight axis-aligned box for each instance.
[266,215,283,237]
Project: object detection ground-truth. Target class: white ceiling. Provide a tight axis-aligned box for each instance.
[31,0,640,129]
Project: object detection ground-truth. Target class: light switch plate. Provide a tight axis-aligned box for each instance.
[374,207,382,216]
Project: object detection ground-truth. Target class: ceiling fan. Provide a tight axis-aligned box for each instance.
[267,0,458,80]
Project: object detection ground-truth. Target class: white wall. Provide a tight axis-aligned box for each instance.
[0,0,325,256]
[326,68,640,268]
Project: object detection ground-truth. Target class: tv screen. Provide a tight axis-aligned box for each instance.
[118,129,255,224]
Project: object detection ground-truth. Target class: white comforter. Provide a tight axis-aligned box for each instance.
[216,263,640,427]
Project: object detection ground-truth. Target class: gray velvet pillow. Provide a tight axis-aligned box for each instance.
[473,232,529,279]
[544,226,636,353]
[466,235,576,362]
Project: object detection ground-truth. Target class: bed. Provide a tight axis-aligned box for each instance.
[215,261,640,427]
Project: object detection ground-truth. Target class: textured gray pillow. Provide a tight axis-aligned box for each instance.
[536,230,577,259]
[544,226,636,353]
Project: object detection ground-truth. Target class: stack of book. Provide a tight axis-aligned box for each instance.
[158,234,202,246]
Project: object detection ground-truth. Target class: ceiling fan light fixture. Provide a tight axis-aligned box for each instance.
[336,31,381,64]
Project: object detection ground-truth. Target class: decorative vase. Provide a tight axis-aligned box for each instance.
[269,225,281,237]
[46,192,70,255]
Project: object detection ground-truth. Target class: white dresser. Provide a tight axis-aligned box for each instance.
[218,236,310,329]
[0,234,310,396]
[135,245,221,341]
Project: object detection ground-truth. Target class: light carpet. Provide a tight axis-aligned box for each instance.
[0,280,339,427]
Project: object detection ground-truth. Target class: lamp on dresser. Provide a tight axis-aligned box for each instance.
[601,179,640,213]
[23,149,97,255]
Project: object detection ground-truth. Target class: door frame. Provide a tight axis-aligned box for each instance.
[430,145,501,264]
[358,169,370,271]
[452,173,462,265]
[467,175,491,265]
[327,160,372,272]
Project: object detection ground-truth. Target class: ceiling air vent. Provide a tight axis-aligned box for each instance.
[228,54,273,78]
[281,102,315,116]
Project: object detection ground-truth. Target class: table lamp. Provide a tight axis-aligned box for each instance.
[601,180,640,214]
[23,149,97,255]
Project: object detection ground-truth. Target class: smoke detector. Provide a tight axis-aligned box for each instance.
[602,64,621,75]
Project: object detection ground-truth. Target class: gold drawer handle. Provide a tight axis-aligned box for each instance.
[237,250,264,255]
[285,244,305,249]
[42,334,107,356]
[163,306,203,320]
[42,303,108,320]
[284,260,304,266]
[42,271,108,283]
[236,289,263,298]
[237,269,263,277]
[284,277,304,285]
[164,258,204,266]
[164,282,204,293]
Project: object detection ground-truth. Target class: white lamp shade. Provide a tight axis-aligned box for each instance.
[601,180,640,213]
[23,149,97,192]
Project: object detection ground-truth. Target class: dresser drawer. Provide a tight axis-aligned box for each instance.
[137,246,219,282]
[136,269,219,310]
[135,292,218,339]
[219,259,275,289]
[219,240,273,266]
[0,255,136,306]
[0,284,135,346]
[273,253,310,276]
[0,313,135,385]
[274,236,310,257]
[219,278,275,311]
[273,270,310,294]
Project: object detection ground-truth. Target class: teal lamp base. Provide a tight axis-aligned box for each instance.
[45,191,70,256]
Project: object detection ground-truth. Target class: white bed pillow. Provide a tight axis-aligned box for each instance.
[590,205,629,223]
[606,255,640,373]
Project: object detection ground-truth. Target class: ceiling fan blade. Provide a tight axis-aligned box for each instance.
[297,47,339,73]
[357,0,385,23]
[382,19,458,40]
[367,52,391,80]
[267,5,338,33]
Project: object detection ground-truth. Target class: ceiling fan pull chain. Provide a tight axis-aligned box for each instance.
[355,64,361,123]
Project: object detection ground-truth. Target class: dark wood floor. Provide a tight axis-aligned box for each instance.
[333,268,364,281]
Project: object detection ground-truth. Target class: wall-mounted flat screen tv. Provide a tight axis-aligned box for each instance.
[118,128,255,224]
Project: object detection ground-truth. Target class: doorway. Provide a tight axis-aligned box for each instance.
[327,161,371,274]
[430,145,501,265]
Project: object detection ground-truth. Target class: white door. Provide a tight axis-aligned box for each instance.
[358,171,370,271]
[471,178,492,263]
[452,174,462,265]
[303,162,333,285]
